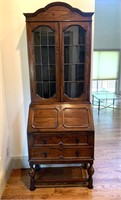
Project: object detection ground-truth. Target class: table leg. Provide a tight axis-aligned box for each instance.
[92,95,94,105]
[113,99,115,108]
[98,99,100,115]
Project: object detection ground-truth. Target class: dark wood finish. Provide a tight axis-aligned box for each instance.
[24,2,94,190]
[24,2,93,103]
[24,2,93,22]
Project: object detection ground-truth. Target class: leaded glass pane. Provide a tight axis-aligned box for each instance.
[33,26,56,98]
[64,26,85,98]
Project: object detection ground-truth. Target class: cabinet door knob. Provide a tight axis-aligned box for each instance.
[76,151,80,157]
[42,139,47,144]
[43,152,48,158]
[76,138,80,144]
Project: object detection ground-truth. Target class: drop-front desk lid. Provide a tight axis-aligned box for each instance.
[27,103,94,132]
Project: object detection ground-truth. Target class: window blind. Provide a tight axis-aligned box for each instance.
[92,51,119,80]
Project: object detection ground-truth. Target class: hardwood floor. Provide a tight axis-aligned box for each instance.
[2,101,121,200]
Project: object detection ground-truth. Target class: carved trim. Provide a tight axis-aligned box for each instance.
[24,2,94,18]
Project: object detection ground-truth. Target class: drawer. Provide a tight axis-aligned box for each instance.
[29,146,93,160]
[30,134,64,146]
[28,132,93,146]
[62,132,90,145]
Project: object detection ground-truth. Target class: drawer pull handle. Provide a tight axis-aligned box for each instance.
[76,138,80,144]
[43,152,48,158]
[76,151,80,157]
[42,140,47,144]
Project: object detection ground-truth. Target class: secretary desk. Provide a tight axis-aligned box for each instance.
[24,2,95,190]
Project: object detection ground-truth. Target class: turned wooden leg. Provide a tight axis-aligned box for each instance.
[29,164,36,191]
[83,163,88,169]
[87,163,94,189]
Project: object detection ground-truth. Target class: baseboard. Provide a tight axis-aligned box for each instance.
[12,156,29,169]
[0,158,13,198]
[0,156,29,198]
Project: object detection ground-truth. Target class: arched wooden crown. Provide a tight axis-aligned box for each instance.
[24,2,93,22]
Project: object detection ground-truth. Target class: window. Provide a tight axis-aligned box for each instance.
[93,51,119,80]
[92,51,120,92]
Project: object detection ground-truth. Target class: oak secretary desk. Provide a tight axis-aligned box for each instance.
[24,2,95,190]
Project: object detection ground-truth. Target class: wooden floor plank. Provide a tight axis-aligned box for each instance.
[2,102,121,200]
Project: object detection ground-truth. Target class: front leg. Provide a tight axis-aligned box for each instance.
[83,163,88,169]
[87,163,94,189]
[29,164,36,191]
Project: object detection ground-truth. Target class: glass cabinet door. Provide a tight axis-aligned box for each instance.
[28,21,90,103]
[59,21,91,102]
[64,25,85,99]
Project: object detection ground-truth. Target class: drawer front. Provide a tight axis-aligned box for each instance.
[29,132,93,146]
[29,146,93,160]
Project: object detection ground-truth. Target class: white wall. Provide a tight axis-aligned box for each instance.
[0,0,95,187]
[94,0,121,50]
[0,1,11,188]
[0,48,11,194]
